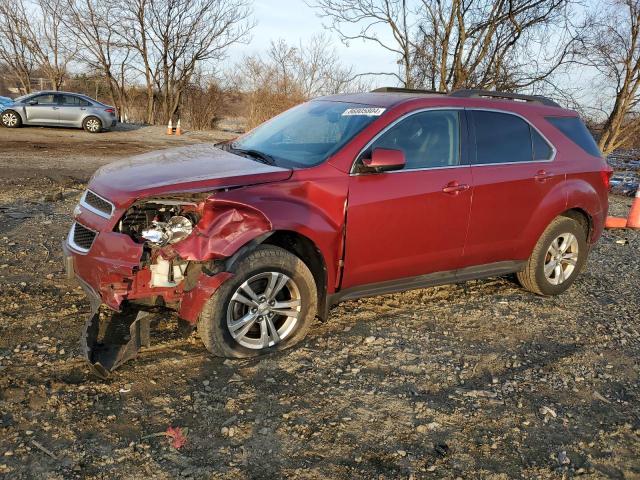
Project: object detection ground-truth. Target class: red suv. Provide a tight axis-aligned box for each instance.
[63,88,611,377]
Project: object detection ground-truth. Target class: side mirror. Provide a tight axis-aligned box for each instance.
[362,148,405,172]
[28,100,37,106]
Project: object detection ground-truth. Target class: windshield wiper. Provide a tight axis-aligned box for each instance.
[228,146,276,166]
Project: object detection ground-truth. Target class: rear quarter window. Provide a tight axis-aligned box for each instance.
[532,129,553,160]
[546,116,601,157]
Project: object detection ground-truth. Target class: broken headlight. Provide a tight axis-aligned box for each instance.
[141,215,193,246]
[117,198,202,245]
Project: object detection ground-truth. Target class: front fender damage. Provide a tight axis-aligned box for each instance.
[178,271,234,323]
[164,199,272,261]
[79,199,270,378]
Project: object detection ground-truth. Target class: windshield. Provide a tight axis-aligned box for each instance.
[231,100,385,168]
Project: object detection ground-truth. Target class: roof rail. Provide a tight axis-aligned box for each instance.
[450,89,561,108]
[372,87,446,95]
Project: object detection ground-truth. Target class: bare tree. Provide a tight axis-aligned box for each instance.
[62,0,132,117]
[181,71,227,130]
[0,0,37,92]
[308,0,416,87]
[412,0,580,93]
[0,0,75,91]
[237,34,362,128]
[578,0,640,154]
[34,0,75,89]
[118,0,157,124]
[138,0,253,123]
[298,34,360,95]
[309,0,580,92]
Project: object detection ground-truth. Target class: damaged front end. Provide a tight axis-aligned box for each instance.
[65,191,270,378]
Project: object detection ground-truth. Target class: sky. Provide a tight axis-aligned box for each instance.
[226,0,399,88]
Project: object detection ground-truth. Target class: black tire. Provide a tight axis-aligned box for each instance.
[83,116,102,133]
[198,245,317,358]
[517,216,588,296]
[1,110,22,128]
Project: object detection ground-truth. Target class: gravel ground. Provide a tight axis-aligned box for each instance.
[0,126,639,479]
[0,123,236,180]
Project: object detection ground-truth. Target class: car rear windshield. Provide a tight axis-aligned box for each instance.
[546,116,601,157]
[231,100,384,168]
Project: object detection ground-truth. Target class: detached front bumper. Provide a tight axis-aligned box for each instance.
[63,228,231,378]
[63,237,154,378]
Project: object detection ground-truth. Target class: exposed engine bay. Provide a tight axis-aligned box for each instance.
[117,199,201,288]
[118,200,199,245]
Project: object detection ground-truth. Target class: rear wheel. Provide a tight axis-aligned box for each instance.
[198,245,317,358]
[83,116,102,133]
[517,216,588,295]
[1,110,21,128]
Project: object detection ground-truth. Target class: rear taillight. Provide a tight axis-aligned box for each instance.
[601,166,613,189]
[105,108,115,114]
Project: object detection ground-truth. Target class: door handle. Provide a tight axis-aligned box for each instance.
[534,169,553,182]
[52,106,59,110]
[442,181,470,194]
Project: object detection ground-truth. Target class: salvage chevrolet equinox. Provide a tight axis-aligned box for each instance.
[63,88,611,377]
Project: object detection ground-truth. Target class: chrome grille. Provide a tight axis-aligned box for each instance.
[69,222,97,252]
[81,190,114,218]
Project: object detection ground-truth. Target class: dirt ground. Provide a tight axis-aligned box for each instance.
[0,125,639,480]
[0,123,238,180]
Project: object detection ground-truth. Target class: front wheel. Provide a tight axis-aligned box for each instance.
[1,110,22,128]
[83,116,103,133]
[198,245,317,358]
[517,216,588,295]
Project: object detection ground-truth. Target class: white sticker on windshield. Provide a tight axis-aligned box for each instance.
[342,107,386,116]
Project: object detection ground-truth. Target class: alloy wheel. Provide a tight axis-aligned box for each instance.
[544,232,579,285]
[226,271,302,349]
[2,112,17,127]
[86,118,101,132]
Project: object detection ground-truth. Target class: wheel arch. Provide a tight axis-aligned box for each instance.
[262,230,329,321]
[182,226,331,322]
[520,176,605,258]
[1,108,24,123]
[523,205,595,259]
[560,208,592,241]
[82,114,103,131]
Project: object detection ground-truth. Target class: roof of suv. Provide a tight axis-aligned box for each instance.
[318,88,574,115]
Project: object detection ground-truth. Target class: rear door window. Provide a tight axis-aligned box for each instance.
[546,116,601,157]
[470,110,533,164]
[369,110,461,170]
[60,95,91,106]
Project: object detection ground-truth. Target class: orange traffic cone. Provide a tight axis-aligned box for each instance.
[166,119,173,135]
[606,216,628,228]
[175,119,182,136]
[627,188,640,229]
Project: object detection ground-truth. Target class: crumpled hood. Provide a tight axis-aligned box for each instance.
[88,144,292,207]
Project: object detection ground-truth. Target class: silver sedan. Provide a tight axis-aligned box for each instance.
[0,91,117,133]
